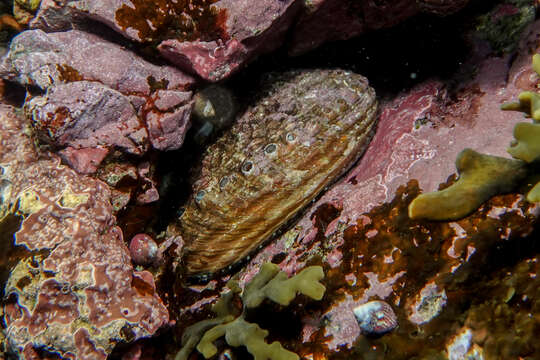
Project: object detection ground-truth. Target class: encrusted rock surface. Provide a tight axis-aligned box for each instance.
[0,29,195,162]
[0,105,169,359]
[26,80,148,154]
[28,0,470,81]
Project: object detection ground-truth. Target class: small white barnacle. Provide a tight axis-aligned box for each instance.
[264,143,278,156]
[219,176,229,189]
[285,132,296,143]
[195,190,206,202]
[241,160,254,175]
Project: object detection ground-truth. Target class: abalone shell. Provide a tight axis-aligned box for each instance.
[178,69,378,275]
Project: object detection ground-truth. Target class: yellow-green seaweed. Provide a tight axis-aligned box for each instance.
[501,53,540,121]
[243,263,325,308]
[197,317,299,360]
[507,122,540,162]
[501,91,540,122]
[533,53,540,75]
[408,149,526,221]
[174,263,325,360]
[526,181,540,202]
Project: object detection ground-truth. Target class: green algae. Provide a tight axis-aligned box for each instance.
[502,53,540,202]
[198,317,299,360]
[507,121,540,162]
[475,0,536,55]
[501,90,540,122]
[174,263,325,360]
[408,149,526,220]
[526,181,540,202]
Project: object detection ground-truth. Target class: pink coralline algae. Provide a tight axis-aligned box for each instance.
[0,105,169,359]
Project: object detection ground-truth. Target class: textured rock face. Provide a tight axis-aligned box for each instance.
[30,0,302,82]
[174,69,378,275]
[0,29,194,159]
[0,105,169,359]
[26,80,148,154]
[28,0,470,81]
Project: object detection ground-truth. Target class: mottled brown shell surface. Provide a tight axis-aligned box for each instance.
[179,69,378,275]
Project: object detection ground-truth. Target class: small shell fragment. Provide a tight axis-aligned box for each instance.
[353,300,398,335]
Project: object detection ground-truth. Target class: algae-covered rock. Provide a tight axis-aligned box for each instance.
[408,149,526,220]
[175,263,325,360]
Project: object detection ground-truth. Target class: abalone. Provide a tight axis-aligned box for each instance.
[177,69,378,275]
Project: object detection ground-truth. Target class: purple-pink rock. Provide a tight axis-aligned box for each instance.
[28,0,470,81]
[59,146,110,174]
[0,29,194,93]
[26,80,148,154]
[0,29,195,163]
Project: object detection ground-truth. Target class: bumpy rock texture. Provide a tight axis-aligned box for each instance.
[28,0,471,81]
[173,69,378,275]
[0,105,169,359]
[0,29,195,167]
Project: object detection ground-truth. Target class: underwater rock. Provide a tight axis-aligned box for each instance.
[0,29,194,94]
[173,69,378,275]
[59,146,110,174]
[0,105,169,359]
[289,0,471,55]
[0,29,195,159]
[157,0,302,82]
[30,0,302,82]
[29,0,471,81]
[353,300,398,336]
[25,80,148,154]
